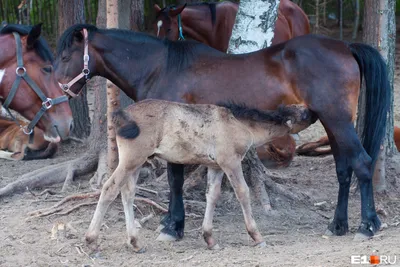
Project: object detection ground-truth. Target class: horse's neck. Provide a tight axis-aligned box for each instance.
[181,8,215,46]
[93,36,166,101]
[242,121,288,147]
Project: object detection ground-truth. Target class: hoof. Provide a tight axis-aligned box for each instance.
[327,219,348,236]
[156,232,178,242]
[355,217,381,240]
[155,224,165,233]
[324,229,334,236]
[208,243,221,250]
[133,246,146,254]
[255,241,266,248]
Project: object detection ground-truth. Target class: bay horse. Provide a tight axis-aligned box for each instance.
[85,99,313,251]
[153,0,310,168]
[153,0,310,51]
[0,23,73,142]
[297,126,400,155]
[54,24,390,242]
[0,115,58,160]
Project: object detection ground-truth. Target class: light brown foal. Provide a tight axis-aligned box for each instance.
[85,99,314,251]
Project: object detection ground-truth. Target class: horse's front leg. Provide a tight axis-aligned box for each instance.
[157,163,185,241]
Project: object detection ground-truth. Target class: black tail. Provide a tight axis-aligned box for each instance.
[112,110,140,139]
[349,43,391,164]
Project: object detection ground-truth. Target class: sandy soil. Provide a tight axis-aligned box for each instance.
[1,26,400,267]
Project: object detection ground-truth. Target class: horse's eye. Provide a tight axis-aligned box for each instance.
[61,55,71,62]
[42,65,53,73]
[167,28,172,33]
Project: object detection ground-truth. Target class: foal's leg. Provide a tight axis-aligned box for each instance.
[120,167,144,253]
[157,163,185,241]
[202,167,224,249]
[220,161,265,247]
[85,165,134,248]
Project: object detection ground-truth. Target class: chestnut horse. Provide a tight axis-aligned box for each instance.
[0,115,58,160]
[153,0,310,51]
[54,24,390,243]
[153,0,310,168]
[85,100,312,251]
[0,23,72,142]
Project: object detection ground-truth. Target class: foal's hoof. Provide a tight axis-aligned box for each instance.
[156,232,178,242]
[208,243,221,250]
[255,241,267,248]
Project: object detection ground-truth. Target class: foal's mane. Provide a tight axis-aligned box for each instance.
[57,23,203,72]
[0,24,54,62]
[217,102,293,125]
[159,2,217,26]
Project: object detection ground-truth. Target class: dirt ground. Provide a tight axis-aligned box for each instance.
[1,25,400,267]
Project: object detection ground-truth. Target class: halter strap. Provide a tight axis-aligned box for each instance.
[177,14,185,41]
[2,32,69,141]
[59,28,90,98]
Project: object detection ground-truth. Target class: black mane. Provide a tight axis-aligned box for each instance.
[57,23,206,72]
[0,23,54,62]
[217,102,295,125]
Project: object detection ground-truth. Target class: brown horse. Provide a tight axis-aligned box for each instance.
[0,23,72,142]
[153,0,310,51]
[85,99,313,251]
[153,0,310,168]
[297,126,400,155]
[54,24,390,242]
[0,115,58,160]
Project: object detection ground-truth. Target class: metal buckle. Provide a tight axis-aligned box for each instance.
[15,66,26,76]
[82,68,90,76]
[83,54,90,62]
[42,98,53,109]
[22,125,33,135]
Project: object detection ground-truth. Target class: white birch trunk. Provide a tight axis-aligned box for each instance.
[227,0,281,54]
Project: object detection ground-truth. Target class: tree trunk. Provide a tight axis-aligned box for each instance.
[130,0,144,32]
[106,0,120,176]
[352,0,360,40]
[228,0,280,54]
[57,0,91,139]
[358,0,397,193]
[227,0,281,211]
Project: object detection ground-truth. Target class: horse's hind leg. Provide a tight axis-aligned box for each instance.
[202,167,224,249]
[220,161,265,247]
[85,159,144,249]
[323,123,381,238]
[120,168,144,253]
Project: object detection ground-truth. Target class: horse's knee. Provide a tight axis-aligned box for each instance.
[352,152,373,182]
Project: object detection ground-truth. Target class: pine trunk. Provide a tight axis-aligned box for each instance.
[130,0,144,32]
[358,0,396,192]
[106,0,120,176]
[57,0,91,139]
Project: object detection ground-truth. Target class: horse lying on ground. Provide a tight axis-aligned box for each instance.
[0,116,58,160]
[85,99,313,251]
[297,126,400,156]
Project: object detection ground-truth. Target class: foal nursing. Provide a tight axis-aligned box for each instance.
[85,99,314,251]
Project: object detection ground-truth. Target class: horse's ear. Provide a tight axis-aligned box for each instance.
[27,23,42,48]
[154,4,161,13]
[169,3,186,17]
[73,30,84,43]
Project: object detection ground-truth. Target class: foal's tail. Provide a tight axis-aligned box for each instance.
[349,43,391,164]
[112,110,140,139]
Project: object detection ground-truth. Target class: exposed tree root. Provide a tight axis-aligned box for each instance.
[0,153,98,198]
[26,191,168,221]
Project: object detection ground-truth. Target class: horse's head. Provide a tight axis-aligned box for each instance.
[0,23,73,142]
[153,4,186,40]
[54,24,97,98]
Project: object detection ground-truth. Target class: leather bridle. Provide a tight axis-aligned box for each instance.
[1,32,69,137]
[58,28,90,98]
